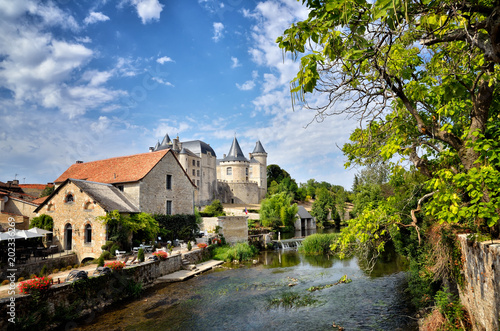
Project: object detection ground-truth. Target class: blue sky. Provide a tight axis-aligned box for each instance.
[0,0,358,190]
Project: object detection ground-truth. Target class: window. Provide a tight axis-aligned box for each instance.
[83,201,94,210]
[47,203,55,212]
[117,185,124,192]
[192,169,195,176]
[227,167,232,176]
[65,194,74,203]
[166,174,172,190]
[85,224,92,243]
[197,170,200,177]
[245,168,249,175]
[166,200,172,215]
[197,160,200,167]
[197,180,200,186]
[192,160,196,166]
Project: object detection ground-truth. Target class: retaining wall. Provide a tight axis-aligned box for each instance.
[0,249,209,330]
[457,234,500,331]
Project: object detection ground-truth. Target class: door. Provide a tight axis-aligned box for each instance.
[65,223,72,250]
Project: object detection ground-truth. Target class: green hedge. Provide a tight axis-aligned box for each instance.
[154,214,199,242]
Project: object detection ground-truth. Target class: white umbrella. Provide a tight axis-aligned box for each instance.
[27,227,52,235]
[14,230,43,239]
[0,231,24,241]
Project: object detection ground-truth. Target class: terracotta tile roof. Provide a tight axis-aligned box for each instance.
[19,184,53,190]
[54,150,170,184]
[31,196,49,205]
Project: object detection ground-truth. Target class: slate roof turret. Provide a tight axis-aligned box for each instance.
[252,140,267,154]
[223,137,248,162]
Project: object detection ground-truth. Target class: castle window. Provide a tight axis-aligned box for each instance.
[227,167,232,176]
[166,200,172,215]
[197,180,200,186]
[197,170,200,177]
[84,224,92,243]
[197,160,200,167]
[192,169,195,176]
[246,168,249,175]
[65,194,74,203]
[166,174,172,190]
[192,160,196,166]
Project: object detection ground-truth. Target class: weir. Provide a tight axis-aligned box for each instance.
[272,238,305,250]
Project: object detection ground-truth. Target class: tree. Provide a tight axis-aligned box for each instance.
[259,192,299,229]
[203,199,225,217]
[39,185,54,198]
[30,214,53,230]
[278,1,500,236]
[99,211,159,249]
[311,187,335,227]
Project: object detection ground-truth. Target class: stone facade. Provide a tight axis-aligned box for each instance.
[2,198,38,219]
[40,181,108,261]
[457,234,500,331]
[200,216,248,245]
[216,138,267,204]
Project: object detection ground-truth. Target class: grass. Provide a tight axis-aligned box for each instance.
[267,292,318,309]
[212,243,259,262]
[298,233,341,255]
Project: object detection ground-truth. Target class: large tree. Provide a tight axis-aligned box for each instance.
[278,0,500,236]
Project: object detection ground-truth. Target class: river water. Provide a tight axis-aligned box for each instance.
[73,250,417,331]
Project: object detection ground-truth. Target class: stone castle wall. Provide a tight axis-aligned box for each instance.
[457,234,500,331]
[216,181,260,204]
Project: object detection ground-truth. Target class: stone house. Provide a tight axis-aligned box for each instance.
[34,149,196,261]
[0,180,40,230]
[216,137,268,204]
[294,206,316,233]
[151,134,217,207]
[34,179,139,261]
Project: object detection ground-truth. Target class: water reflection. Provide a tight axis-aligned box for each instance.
[73,250,417,331]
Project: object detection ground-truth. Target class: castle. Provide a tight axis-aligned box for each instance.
[151,134,267,206]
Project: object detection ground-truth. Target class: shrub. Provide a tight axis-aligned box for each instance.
[202,199,225,217]
[101,241,114,251]
[152,251,168,260]
[187,241,192,251]
[39,265,48,277]
[197,243,208,249]
[299,233,341,255]
[30,274,37,279]
[1,280,9,286]
[110,244,120,256]
[18,276,52,295]
[97,256,105,267]
[52,269,59,274]
[17,277,25,282]
[137,248,145,262]
[66,266,72,271]
[73,264,79,269]
[100,250,113,260]
[213,243,258,262]
[104,261,125,271]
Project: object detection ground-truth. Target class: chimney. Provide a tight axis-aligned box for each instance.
[149,147,154,152]
[12,179,19,185]
[76,160,83,164]
[223,154,226,158]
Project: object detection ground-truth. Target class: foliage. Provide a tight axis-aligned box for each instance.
[202,199,225,217]
[187,241,192,251]
[39,185,54,198]
[18,276,52,295]
[299,233,340,255]
[212,243,258,262]
[435,288,470,330]
[278,0,500,236]
[311,187,335,227]
[97,256,104,267]
[104,261,125,271]
[152,251,168,260]
[267,164,304,200]
[99,211,159,250]
[29,214,53,231]
[259,192,299,229]
[137,248,145,262]
[154,213,199,242]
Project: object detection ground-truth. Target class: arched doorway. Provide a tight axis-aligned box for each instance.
[65,223,72,251]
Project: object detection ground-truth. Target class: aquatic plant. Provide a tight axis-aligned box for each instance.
[299,233,341,255]
[212,243,258,262]
[267,292,317,308]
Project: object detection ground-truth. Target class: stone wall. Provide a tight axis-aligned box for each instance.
[0,254,78,281]
[0,214,29,231]
[216,181,260,204]
[40,181,108,262]
[457,234,500,331]
[140,152,195,215]
[0,249,209,330]
[3,199,37,219]
[218,216,248,244]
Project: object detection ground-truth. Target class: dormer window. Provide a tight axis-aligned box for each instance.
[65,194,74,203]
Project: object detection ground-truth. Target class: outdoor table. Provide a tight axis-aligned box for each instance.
[133,245,153,253]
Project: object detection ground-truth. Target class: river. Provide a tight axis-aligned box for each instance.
[72,248,418,331]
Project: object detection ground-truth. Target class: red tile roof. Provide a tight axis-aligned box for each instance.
[55,150,171,184]
[31,196,49,205]
[19,184,53,190]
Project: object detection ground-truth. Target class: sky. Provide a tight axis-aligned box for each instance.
[0,0,358,190]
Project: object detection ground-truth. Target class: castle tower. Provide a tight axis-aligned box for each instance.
[250,140,268,200]
[219,137,249,182]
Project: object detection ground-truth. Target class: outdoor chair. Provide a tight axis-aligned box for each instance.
[126,256,137,265]
[115,249,126,258]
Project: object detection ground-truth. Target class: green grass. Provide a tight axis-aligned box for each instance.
[298,233,341,255]
[212,243,259,262]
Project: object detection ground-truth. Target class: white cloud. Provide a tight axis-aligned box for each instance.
[84,11,110,25]
[76,36,92,43]
[212,22,224,42]
[157,56,174,64]
[152,77,174,87]
[82,70,113,86]
[231,57,241,68]
[131,0,164,24]
[153,121,191,140]
[236,70,258,91]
